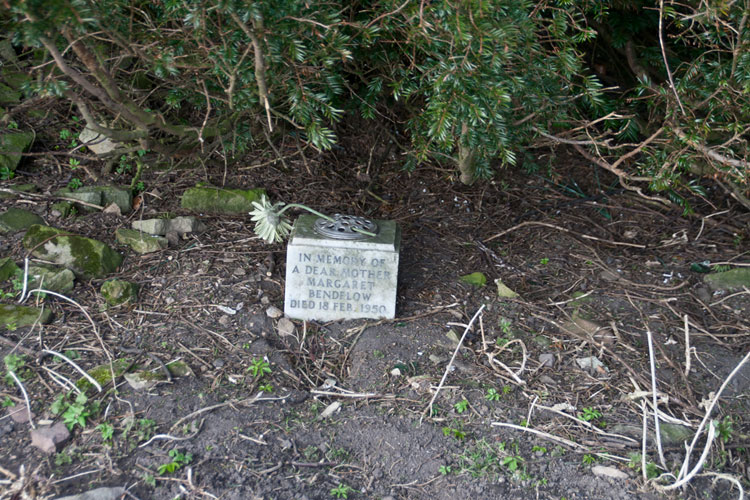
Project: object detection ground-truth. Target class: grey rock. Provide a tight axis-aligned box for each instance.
[84,186,132,213]
[0,304,53,328]
[132,218,168,235]
[0,131,33,174]
[694,286,712,303]
[54,486,127,500]
[8,406,34,424]
[180,185,265,214]
[116,228,168,254]
[167,216,206,234]
[539,353,555,367]
[538,375,557,385]
[277,317,296,336]
[123,371,159,391]
[599,270,621,282]
[30,422,70,454]
[0,207,45,233]
[28,265,75,293]
[56,188,102,210]
[591,465,629,479]
[705,268,750,291]
[101,279,138,306]
[79,125,118,155]
[266,305,283,319]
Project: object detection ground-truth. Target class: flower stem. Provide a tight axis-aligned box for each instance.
[278,204,376,237]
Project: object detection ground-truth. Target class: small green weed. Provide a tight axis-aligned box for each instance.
[498,317,512,335]
[2,396,15,407]
[582,454,596,465]
[579,407,602,422]
[142,473,156,487]
[330,483,353,498]
[258,383,273,393]
[454,399,469,414]
[248,357,271,378]
[0,166,14,180]
[532,445,547,454]
[539,257,549,265]
[158,448,193,475]
[716,416,733,443]
[485,388,501,401]
[68,158,80,169]
[442,426,466,440]
[50,392,100,430]
[67,177,82,190]
[4,354,29,384]
[97,422,115,441]
[439,465,452,475]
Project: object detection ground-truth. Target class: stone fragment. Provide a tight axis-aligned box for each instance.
[0,207,45,233]
[445,329,461,346]
[78,125,117,155]
[166,360,195,377]
[704,268,750,291]
[28,265,75,293]
[123,371,160,390]
[539,353,555,367]
[0,257,20,281]
[102,203,121,215]
[576,356,609,375]
[180,185,265,214]
[131,218,168,235]
[54,486,127,500]
[0,183,37,200]
[266,305,283,319]
[0,81,20,104]
[167,216,206,234]
[599,270,621,282]
[101,279,138,306]
[0,304,53,328]
[55,188,102,210]
[0,131,33,173]
[658,422,694,446]
[115,228,168,254]
[8,406,34,424]
[591,465,629,479]
[284,214,400,321]
[495,278,519,298]
[50,201,74,217]
[23,225,122,278]
[81,186,132,213]
[277,317,295,336]
[76,358,132,392]
[30,422,70,454]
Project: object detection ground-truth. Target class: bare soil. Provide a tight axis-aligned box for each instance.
[1,133,749,500]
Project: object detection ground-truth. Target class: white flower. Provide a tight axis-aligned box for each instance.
[249,195,293,243]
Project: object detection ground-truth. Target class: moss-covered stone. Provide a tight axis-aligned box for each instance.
[166,360,195,377]
[0,131,33,174]
[28,265,75,293]
[115,228,168,254]
[0,81,20,104]
[22,225,123,279]
[181,185,265,214]
[76,358,132,392]
[705,268,750,291]
[658,423,694,446]
[101,279,138,306]
[2,71,31,91]
[0,184,38,200]
[0,257,20,282]
[0,207,45,233]
[55,188,102,211]
[80,186,132,213]
[0,304,53,329]
[50,201,74,217]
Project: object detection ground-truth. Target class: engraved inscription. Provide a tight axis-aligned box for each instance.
[287,250,394,316]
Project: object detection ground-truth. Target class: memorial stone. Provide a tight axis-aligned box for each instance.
[284,214,400,321]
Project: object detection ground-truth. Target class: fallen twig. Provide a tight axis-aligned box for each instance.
[424,304,485,420]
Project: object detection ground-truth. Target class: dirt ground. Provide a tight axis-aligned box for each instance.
[1,130,749,500]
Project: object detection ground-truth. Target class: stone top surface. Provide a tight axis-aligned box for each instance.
[289,215,400,251]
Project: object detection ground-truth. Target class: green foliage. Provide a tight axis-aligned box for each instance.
[248,357,271,378]
[485,388,501,401]
[50,392,100,430]
[3,354,29,384]
[330,484,354,499]
[454,399,469,414]
[2,0,747,199]
[158,448,193,475]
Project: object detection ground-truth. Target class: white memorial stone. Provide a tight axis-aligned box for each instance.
[284,214,400,321]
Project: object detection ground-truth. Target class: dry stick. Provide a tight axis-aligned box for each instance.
[43,349,102,393]
[641,400,648,482]
[484,221,646,248]
[665,349,750,491]
[645,327,667,469]
[658,0,686,116]
[8,370,35,429]
[491,422,585,450]
[424,304,485,420]
[683,315,691,378]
